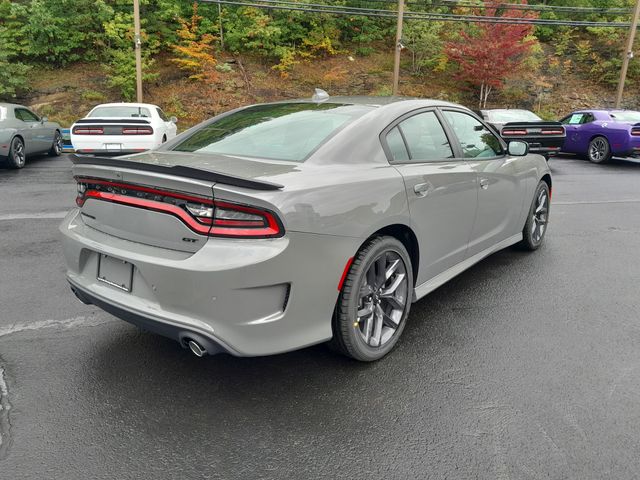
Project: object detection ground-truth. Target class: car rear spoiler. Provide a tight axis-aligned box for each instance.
[74,119,152,125]
[503,121,563,127]
[70,154,284,191]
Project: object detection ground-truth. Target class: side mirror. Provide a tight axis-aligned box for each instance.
[170,116,178,124]
[41,116,48,123]
[508,140,529,156]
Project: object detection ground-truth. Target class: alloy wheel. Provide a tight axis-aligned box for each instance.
[54,134,62,154]
[531,188,548,244]
[355,251,408,348]
[12,140,25,167]
[589,138,608,162]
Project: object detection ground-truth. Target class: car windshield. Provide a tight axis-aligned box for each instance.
[88,106,151,118]
[172,103,373,162]
[609,111,640,122]
[487,110,542,123]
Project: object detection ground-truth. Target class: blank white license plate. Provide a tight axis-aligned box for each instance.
[104,143,123,150]
[97,254,134,292]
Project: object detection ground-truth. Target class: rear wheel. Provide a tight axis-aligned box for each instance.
[7,137,26,169]
[587,136,611,164]
[48,131,62,157]
[330,236,413,361]
[519,181,550,251]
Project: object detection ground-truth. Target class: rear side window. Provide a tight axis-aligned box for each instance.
[385,111,454,163]
[442,110,503,158]
[386,127,410,162]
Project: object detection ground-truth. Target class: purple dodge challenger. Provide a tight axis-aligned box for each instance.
[560,110,640,163]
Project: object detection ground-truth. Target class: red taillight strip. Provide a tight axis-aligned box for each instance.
[73,128,104,135]
[82,190,212,235]
[76,179,284,238]
[502,129,528,136]
[541,129,565,135]
[77,178,214,205]
[122,127,154,135]
[631,129,640,136]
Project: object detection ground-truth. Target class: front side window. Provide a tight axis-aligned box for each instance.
[398,111,454,161]
[156,108,169,121]
[172,103,373,162]
[562,113,591,125]
[442,110,503,158]
[16,108,39,122]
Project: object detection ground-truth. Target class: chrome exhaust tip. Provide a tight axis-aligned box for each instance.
[187,339,206,357]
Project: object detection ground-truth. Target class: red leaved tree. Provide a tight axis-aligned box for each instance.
[445,1,538,108]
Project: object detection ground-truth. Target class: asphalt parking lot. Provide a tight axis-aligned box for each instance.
[1,153,640,479]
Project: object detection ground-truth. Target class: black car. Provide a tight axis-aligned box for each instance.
[479,109,565,160]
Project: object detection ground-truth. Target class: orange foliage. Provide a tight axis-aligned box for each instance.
[172,2,217,83]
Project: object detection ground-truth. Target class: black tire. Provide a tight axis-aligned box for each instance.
[329,236,413,362]
[519,181,550,251]
[48,130,62,157]
[7,137,26,169]
[587,136,611,164]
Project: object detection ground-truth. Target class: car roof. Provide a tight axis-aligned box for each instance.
[264,96,466,109]
[90,103,160,109]
[0,103,30,109]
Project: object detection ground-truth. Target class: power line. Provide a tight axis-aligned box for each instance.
[201,0,633,27]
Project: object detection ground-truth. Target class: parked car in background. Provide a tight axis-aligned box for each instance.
[61,96,552,362]
[560,110,640,163]
[0,103,62,168]
[479,109,565,160]
[70,103,177,156]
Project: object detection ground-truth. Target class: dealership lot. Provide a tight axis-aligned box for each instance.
[1,154,640,479]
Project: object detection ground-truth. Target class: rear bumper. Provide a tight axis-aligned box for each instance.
[74,149,149,156]
[59,208,359,356]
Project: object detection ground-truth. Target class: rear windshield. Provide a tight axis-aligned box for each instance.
[609,111,640,122]
[486,110,541,123]
[88,106,151,118]
[172,103,373,162]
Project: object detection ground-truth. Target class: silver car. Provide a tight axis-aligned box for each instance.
[60,97,551,361]
[0,103,63,168]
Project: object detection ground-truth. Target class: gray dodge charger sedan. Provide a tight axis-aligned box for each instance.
[0,103,62,168]
[60,96,551,361]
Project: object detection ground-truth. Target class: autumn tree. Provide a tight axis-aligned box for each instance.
[172,2,217,83]
[446,0,538,108]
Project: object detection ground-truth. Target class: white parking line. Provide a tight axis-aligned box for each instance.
[0,316,112,339]
[0,211,68,221]
[554,199,640,205]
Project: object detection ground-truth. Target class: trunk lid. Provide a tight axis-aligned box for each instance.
[71,152,290,253]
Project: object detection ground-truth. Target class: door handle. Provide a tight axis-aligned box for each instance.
[413,182,431,197]
[479,178,489,190]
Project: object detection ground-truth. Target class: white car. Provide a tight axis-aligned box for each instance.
[70,103,177,156]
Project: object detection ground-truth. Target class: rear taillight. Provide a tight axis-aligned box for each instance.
[75,179,284,238]
[631,128,640,136]
[502,129,527,136]
[541,128,565,135]
[73,127,104,135]
[122,127,153,135]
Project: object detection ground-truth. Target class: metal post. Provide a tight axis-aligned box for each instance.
[218,0,224,50]
[133,0,143,102]
[615,0,640,108]
[392,0,405,96]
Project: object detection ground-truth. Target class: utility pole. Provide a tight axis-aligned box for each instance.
[615,0,640,108]
[392,0,405,95]
[133,0,143,102]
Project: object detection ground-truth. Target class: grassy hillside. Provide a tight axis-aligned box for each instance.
[24,45,636,130]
